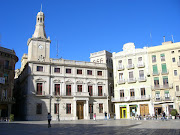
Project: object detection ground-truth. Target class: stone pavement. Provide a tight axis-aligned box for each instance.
[0,119,180,135]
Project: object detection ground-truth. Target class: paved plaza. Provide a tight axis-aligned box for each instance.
[0,119,180,135]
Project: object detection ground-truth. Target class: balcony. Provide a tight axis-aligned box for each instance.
[111,97,127,102]
[36,91,46,96]
[155,97,161,102]
[140,95,150,100]
[117,79,126,84]
[160,84,173,89]
[130,96,135,101]
[162,96,172,101]
[152,71,159,76]
[117,65,124,71]
[138,77,147,82]
[177,62,180,67]
[127,78,136,83]
[0,97,15,103]
[137,63,145,68]
[73,92,89,97]
[127,64,134,69]
[161,70,169,75]
[151,85,160,90]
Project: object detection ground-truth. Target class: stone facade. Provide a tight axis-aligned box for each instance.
[15,11,113,120]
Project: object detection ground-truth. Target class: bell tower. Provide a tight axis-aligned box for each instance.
[27,10,51,62]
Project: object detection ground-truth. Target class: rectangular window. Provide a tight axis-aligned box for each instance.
[154,77,159,86]
[77,69,82,74]
[174,70,177,76]
[163,76,168,85]
[4,73,8,83]
[141,88,146,96]
[66,104,71,114]
[152,55,156,62]
[120,90,124,97]
[119,73,123,80]
[139,70,144,78]
[37,83,42,95]
[128,59,132,64]
[129,71,133,79]
[77,85,82,92]
[54,68,60,73]
[160,54,165,61]
[164,90,169,99]
[54,103,59,114]
[55,84,60,95]
[172,58,176,62]
[87,70,92,75]
[98,86,102,96]
[153,65,158,74]
[88,86,93,96]
[4,60,9,69]
[89,104,93,113]
[37,66,43,71]
[176,85,179,91]
[36,103,42,114]
[155,91,160,100]
[138,57,142,62]
[99,103,103,113]
[66,68,71,74]
[97,71,102,76]
[130,89,135,97]
[161,64,167,73]
[66,85,71,96]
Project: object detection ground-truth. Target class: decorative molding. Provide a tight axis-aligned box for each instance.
[65,79,74,84]
[53,79,61,83]
[76,80,83,84]
[97,82,105,85]
[87,80,94,85]
[35,77,46,82]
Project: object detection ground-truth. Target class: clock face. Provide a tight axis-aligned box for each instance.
[38,45,43,49]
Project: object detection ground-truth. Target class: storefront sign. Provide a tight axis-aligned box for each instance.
[119,105,126,107]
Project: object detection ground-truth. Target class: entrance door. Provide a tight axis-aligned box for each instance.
[122,108,127,118]
[140,104,149,116]
[77,102,84,119]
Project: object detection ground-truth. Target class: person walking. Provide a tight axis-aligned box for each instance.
[104,111,107,120]
[162,111,166,121]
[94,113,96,121]
[114,113,116,120]
[47,113,52,128]
[108,113,111,120]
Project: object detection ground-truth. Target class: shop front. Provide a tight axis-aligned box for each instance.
[129,105,137,117]
[120,105,127,118]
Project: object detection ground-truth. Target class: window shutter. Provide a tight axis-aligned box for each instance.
[162,64,167,72]
[153,65,158,73]
[154,77,159,81]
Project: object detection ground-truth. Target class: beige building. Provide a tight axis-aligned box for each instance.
[15,11,113,120]
[148,41,180,115]
[112,43,152,119]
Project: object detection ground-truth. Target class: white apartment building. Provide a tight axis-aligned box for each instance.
[112,43,153,119]
[15,11,113,120]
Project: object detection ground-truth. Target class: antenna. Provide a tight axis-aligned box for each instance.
[56,40,59,58]
[40,4,42,12]
[171,35,174,43]
[163,36,165,42]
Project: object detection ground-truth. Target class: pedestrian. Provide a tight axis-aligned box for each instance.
[108,113,111,120]
[94,113,96,121]
[114,113,116,120]
[162,111,166,121]
[104,111,107,120]
[47,113,52,128]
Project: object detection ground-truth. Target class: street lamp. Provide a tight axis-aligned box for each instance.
[56,97,60,121]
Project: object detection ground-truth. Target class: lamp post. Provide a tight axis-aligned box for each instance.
[56,97,60,121]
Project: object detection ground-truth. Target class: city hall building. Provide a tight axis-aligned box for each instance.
[15,11,113,120]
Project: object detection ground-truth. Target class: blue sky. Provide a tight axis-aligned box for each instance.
[0,0,180,69]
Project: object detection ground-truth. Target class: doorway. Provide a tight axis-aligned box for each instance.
[120,107,127,118]
[77,102,84,119]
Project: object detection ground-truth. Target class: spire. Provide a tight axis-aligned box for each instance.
[32,10,47,39]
